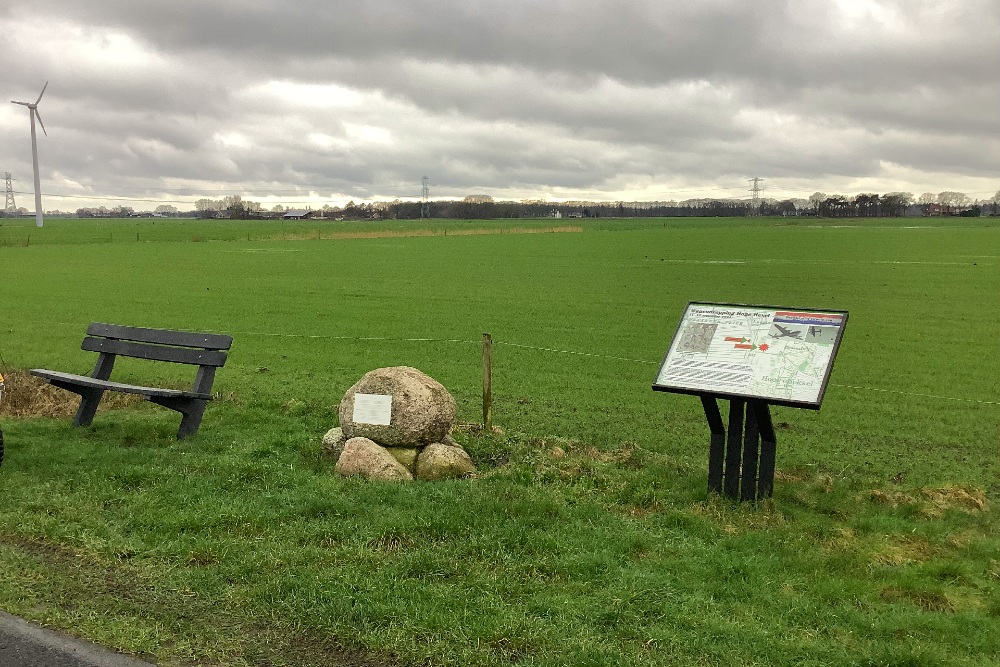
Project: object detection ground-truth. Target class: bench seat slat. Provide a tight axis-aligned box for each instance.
[87,323,233,350]
[81,338,228,366]
[31,369,212,400]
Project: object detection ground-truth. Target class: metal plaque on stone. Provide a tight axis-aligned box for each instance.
[352,393,393,425]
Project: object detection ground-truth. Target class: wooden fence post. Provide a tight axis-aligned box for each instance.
[482,332,493,432]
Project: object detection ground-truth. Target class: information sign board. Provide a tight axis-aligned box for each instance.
[653,302,847,409]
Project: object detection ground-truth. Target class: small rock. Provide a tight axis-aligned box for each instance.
[336,437,413,481]
[322,427,347,458]
[414,443,476,481]
[386,447,421,472]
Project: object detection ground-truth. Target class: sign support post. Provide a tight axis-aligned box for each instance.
[701,396,725,494]
[754,401,777,499]
[701,396,779,502]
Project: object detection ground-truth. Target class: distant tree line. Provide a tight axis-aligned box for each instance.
[390,190,998,220]
[808,192,915,218]
[806,191,997,218]
[51,189,999,221]
[75,205,137,218]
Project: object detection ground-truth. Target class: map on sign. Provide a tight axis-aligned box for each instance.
[653,303,847,408]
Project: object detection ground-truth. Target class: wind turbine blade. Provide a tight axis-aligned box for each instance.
[11,100,31,106]
[35,81,49,105]
[34,109,47,136]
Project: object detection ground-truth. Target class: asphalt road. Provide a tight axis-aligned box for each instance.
[0,612,154,667]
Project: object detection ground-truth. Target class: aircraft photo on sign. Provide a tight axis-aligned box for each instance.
[653,302,848,409]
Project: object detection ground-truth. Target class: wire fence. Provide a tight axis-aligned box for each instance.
[203,328,1000,407]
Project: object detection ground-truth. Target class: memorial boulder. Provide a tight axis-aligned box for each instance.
[330,367,475,481]
[339,366,456,447]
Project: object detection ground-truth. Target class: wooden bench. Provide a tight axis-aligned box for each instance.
[31,323,233,439]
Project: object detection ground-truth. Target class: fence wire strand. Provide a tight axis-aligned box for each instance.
[40,323,999,407]
[827,384,1000,406]
[207,331,1000,405]
[494,341,658,365]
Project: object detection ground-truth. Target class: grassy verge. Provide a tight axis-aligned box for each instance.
[1,416,997,666]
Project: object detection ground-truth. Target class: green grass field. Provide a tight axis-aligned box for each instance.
[0,216,998,666]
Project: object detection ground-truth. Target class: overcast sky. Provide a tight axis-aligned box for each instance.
[2,0,998,211]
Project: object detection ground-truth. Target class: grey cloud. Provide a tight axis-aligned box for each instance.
[2,0,998,208]
[24,1,998,86]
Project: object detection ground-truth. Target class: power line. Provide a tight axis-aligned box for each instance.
[650,185,747,194]
[15,190,349,207]
[13,190,195,204]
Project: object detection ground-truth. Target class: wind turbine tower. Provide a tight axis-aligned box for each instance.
[11,82,49,227]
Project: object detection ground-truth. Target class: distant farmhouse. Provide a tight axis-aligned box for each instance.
[282,210,314,220]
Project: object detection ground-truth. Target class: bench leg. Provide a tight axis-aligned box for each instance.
[176,401,207,440]
[148,396,208,439]
[49,381,106,427]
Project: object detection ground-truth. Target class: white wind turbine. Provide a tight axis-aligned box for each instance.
[11,82,49,228]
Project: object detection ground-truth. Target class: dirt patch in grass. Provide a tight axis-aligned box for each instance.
[774,468,812,483]
[0,369,142,418]
[455,422,505,437]
[869,485,989,517]
[819,526,859,553]
[880,586,956,613]
[688,496,787,534]
[920,486,989,512]
[871,535,937,566]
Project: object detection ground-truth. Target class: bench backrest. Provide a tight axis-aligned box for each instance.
[82,323,233,368]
